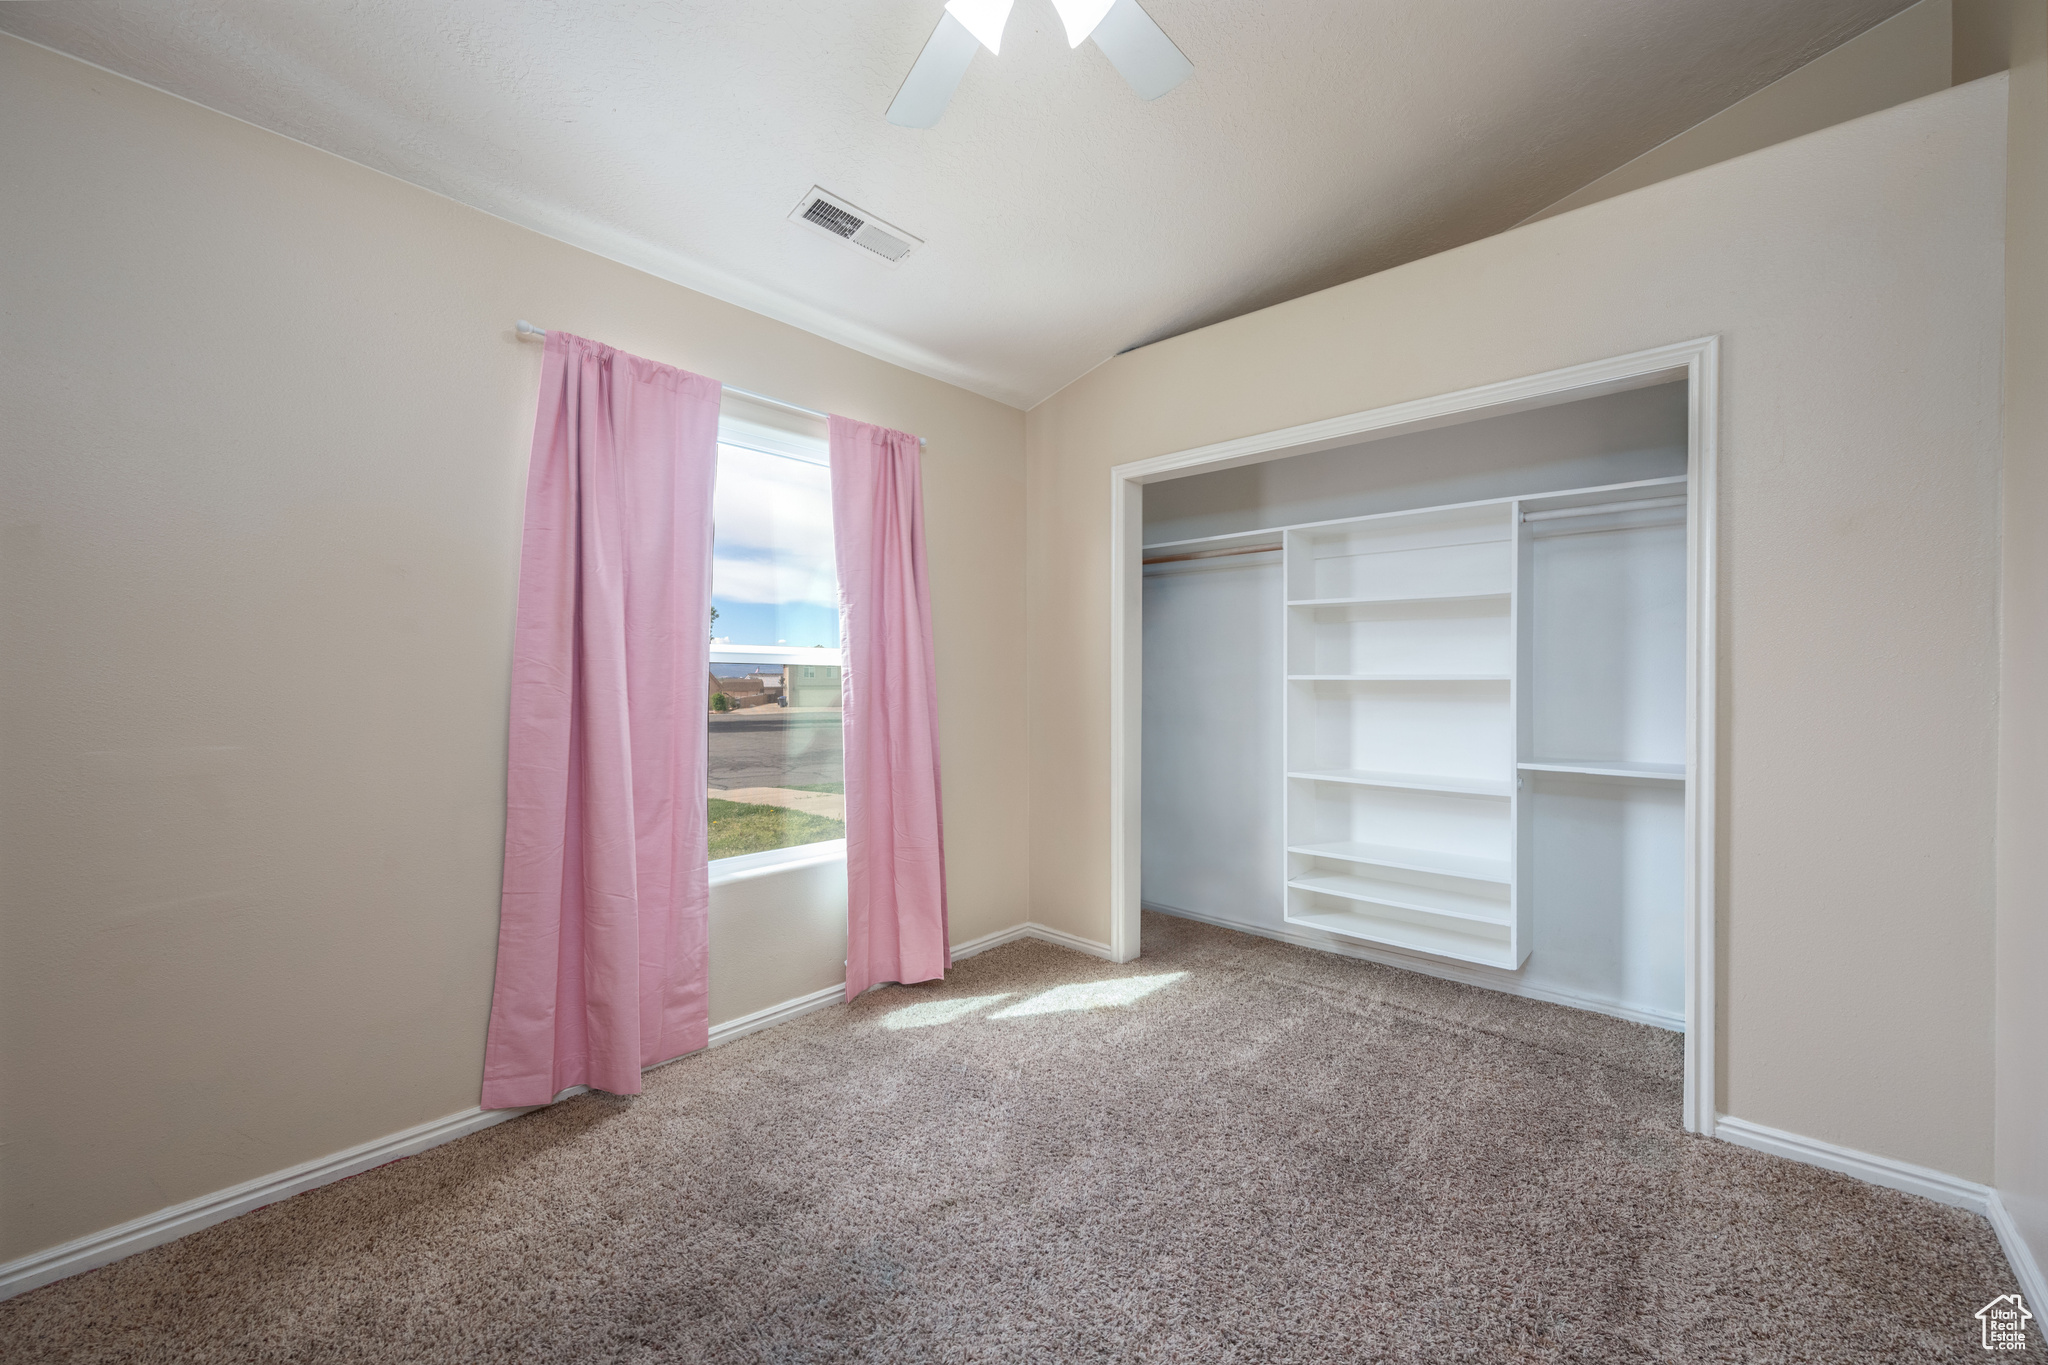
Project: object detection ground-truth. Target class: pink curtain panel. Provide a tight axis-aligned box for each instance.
[480,331,722,1109]
[830,416,949,1000]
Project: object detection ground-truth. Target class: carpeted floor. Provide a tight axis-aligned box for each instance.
[3,911,2035,1363]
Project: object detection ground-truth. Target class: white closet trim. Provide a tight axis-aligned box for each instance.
[1108,336,1719,1132]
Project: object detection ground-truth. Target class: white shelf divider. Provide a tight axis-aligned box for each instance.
[1285,842,1511,885]
[1287,769,1512,798]
[1285,904,1517,969]
[1519,759,1685,782]
[1286,590,1509,609]
[1286,871,1510,925]
[1287,673,1510,683]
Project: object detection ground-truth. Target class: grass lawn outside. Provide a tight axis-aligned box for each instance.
[707,797,845,860]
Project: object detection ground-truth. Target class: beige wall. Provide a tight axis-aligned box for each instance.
[0,34,1027,1263]
[1026,79,2008,1179]
[0,3,2028,1277]
[1955,0,2017,84]
[1997,0,2048,1286]
[1525,0,1954,224]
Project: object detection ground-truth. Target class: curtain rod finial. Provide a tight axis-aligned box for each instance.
[515,320,546,340]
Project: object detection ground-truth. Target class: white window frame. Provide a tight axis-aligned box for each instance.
[709,643,842,669]
[708,400,845,880]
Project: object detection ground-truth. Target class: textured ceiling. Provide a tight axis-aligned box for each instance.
[0,0,1912,406]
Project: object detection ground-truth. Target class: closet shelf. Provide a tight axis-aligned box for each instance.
[1288,768,1512,798]
[1287,673,1508,683]
[1287,590,1509,609]
[1254,476,1691,980]
[1518,760,1684,782]
[1286,872,1509,925]
[1285,905,1517,969]
[1286,842,1511,885]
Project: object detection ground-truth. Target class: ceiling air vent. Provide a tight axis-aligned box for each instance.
[789,187,921,265]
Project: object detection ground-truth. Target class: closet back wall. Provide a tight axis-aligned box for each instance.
[0,34,1029,1266]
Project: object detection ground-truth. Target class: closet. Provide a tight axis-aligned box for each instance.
[1141,382,1689,1027]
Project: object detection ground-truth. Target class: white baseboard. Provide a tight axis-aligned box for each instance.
[1015,921,1119,961]
[949,922,1037,959]
[1144,901,1683,1032]
[707,981,844,1047]
[0,921,1109,1302]
[951,921,1118,963]
[14,914,2036,1316]
[1713,1118,2046,1302]
[10,919,2042,1319]
[1152,903,2047,1301]
[0,985,844,1302]
[1987,1189,2048,1315]
[1713,1115,1992,1212]
[0,1103,528,1302]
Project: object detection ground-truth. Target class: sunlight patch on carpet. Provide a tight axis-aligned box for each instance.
[989,973,1186,1019]
[880,993,1014,1030]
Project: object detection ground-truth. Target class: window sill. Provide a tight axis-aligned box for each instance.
[709,839,847,887]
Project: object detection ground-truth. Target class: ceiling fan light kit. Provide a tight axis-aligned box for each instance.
[886,0,1191,128]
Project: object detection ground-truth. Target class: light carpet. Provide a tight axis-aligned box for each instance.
[2,912,2034,1363]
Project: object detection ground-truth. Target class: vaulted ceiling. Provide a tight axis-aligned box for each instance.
[0,0,1913,406]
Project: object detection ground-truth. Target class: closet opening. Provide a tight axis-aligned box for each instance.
[1108,341,1718,1133]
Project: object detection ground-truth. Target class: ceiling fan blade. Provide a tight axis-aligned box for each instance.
[1090,0,1193,101]
[886,11,982,127]
[1048,0,1117,48]
[944,0,1016,54]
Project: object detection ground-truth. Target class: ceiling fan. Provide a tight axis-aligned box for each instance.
[887,0,1193,128]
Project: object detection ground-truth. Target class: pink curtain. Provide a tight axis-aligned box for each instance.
[829,416,949,1001]
[480,331,722,1109]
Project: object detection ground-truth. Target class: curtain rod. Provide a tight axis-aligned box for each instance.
[515,321,925,448]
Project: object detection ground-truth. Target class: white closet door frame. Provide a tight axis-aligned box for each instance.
[1108,336,1720,1135]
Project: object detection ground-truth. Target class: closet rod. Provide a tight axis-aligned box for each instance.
[513,321,925,447]
[1142,542,1283,566]
[1521,495,1685,523]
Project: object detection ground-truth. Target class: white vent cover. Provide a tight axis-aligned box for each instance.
[788,188,922,265]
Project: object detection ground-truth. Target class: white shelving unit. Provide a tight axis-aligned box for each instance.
[1280,478,1688,971]
[1517,759,1683,781]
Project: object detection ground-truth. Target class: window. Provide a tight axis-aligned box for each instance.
[708,403,843,864]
